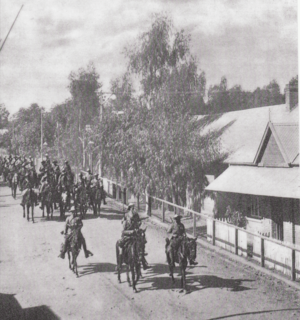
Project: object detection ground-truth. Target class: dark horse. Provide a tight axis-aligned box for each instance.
[21,188,38,223]
[116,228,147,293]
[62,223,93,277]
[59,172,74,210]
[165,236,198,291]
[89,185,102,215]
[41,185,54,220]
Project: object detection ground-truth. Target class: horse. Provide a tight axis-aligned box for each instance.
[63,224,93,277]
[165,236,198,291]
[89,185,102,215]
[2,165,9,182]
[21,188,38,223]
[53,185,68,220]
[59,172,74,210]
[73,184,88,218]
[11,172,18,199]
[116,228,147,293]
[40,185,54,219]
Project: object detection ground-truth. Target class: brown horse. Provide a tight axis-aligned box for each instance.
[62,224,93,277]
[116,229,147,293]
[165,236,198,291]
[89,185,102,215]
[40,185,54,220]
[21,188,38,223]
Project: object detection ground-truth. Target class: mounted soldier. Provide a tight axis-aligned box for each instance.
[52,160,60,184]
[165,214,198,266]
[116,203,145,263]
[38,160,47,179]
[58,212,93,259]
[39,173,50,209]
[20,172,38,207]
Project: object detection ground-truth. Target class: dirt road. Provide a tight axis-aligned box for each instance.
[0,185,299,320]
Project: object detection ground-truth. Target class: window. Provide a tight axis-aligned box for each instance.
[250,196,262,218]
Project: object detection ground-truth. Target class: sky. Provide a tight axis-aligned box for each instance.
[0,0,298,115]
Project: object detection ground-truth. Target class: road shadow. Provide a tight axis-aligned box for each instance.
[38,215,65,223]
[101,207,124,214]
[79,262,116,277]
[0,203,16,208]
[136,264,254,293]
[0,293,60,320]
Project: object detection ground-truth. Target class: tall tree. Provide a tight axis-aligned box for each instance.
[0,104,9,129]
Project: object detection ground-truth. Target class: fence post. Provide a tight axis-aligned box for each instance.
[261,238,265,268]
[162,201,165,222]
[291,248,296,281]
[193,212,196,237]
[235,228,238,255]
[212,220,216,246]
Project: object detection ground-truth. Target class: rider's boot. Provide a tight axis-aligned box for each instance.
[82,239,93,258]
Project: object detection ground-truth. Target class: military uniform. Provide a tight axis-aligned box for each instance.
[166,218,186,257]
[58,215,92,259]
[118,206,141,249]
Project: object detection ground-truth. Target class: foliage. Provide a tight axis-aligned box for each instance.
[207,77,284,113]
[225,205,247,228]
[0,104,9,129]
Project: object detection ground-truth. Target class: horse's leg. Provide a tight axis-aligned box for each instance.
[68,251,72,270]
[31,204,34,223]
[126,265,131,287]
[23,205,25,218]
[116,243,122,283]
[132,263,137,293]
[167,253,175,283]
[180,260,187,292]
[75,253,79,277]
[27,205,30,222]
[46,203,49,220]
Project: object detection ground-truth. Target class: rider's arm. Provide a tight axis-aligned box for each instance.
[167,224,174,234]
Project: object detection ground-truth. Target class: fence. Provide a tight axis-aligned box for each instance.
[101,177,300,282]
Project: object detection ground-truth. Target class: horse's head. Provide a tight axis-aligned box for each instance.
[136,227,147,255]
[186,237,197,262]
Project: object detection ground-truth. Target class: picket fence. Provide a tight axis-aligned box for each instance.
[101,177,300,282]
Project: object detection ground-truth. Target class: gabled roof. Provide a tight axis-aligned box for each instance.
[197,104,299,164]
[254,122,299,167]
[273,123,299,165]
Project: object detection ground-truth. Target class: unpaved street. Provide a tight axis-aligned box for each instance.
[0,185,299,320]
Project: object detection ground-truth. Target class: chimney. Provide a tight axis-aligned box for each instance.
[285,84,298,112]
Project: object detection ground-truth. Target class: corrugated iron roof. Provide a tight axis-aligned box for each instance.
[197,104,299,164]
[272,124,299,165]
[205,166,300,199]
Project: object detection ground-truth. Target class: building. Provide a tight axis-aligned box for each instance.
[203,85,299,245]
